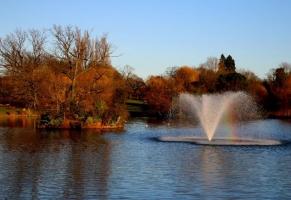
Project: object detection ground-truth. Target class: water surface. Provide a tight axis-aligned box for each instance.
[0,118,290,199]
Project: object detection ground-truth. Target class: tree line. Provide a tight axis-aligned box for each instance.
[124,55,291,118]
[0,26,290,128]
[0,26,127,127]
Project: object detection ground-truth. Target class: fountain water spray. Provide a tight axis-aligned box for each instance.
[157,91,284,146]
[178,92,258,141]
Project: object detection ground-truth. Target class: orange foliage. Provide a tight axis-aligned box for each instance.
[76,65,126,117]
[145,76,175,116]
[173,66,199,93]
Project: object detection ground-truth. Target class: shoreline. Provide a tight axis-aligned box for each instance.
[267,110,291,119]
[0,105,290,130]
[0,113,125,130]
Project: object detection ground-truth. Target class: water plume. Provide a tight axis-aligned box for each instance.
[178,92,259,141]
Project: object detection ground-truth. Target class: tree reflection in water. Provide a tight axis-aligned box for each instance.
[0,128,113,199]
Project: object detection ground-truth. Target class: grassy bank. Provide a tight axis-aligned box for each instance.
[0,104,38,117]
[0,104,125,129]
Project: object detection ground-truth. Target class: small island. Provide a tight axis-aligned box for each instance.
[0,26,129,129]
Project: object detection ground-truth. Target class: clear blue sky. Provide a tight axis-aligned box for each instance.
[0,0,290,79]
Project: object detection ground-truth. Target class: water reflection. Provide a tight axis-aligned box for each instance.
[0,128,113,199]
[0,119,290,199]
[0,116,37,128]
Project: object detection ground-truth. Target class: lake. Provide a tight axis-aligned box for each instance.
[0,118,290,199]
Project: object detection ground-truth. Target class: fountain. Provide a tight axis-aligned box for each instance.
[157,92,285,146]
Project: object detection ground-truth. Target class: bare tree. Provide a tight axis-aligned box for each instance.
[92,35,112,65]
[279,62,291,73]
[51,25,113,116]
[120,65,134,79]
[27,29,47,109]
[28,29,46,67]
[0,29,47,109]
[199,57,219,71]
[0,30,27,75]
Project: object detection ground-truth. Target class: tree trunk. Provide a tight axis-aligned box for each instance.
[33,91,38,110]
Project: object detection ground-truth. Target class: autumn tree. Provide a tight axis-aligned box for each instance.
[168,66,199,93]
[0,29,47,109]
[239,69,267,105]
[0,26,128,128]
[144,76,175,117]
[194,57,221,93]
[121,65,146,100]
[76,65,127,123]
[195,67,218,93]
[216,72,247,91]
[265,63,291,113]
[0,76,18,105]
[51,25,114,118]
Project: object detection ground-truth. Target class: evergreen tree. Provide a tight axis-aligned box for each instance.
[225,55,236,72]
[218,54,236,73]
[218,54,226,72]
